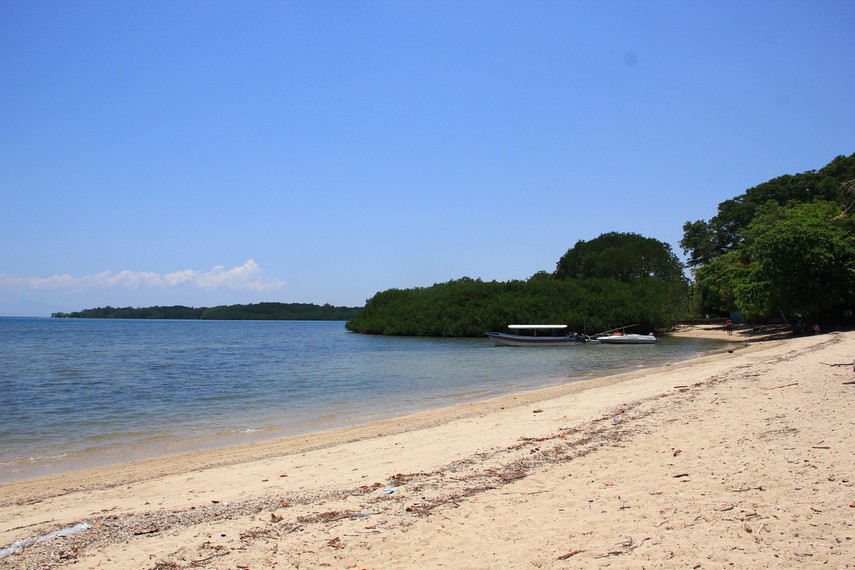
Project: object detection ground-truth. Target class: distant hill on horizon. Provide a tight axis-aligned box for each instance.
[52,302,363,321]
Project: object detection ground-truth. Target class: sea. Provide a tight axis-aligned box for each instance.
[0,318,729,482]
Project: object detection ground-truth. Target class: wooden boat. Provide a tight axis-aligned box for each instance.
[595,333,658,345]
[485,325,583,347]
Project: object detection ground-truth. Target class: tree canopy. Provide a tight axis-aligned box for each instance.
[555,232,684,283]
[346,232,691,337]
[681,154,855,266]
[681,153,855,322]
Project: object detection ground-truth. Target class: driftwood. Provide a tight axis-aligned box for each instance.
[821,361,854,367]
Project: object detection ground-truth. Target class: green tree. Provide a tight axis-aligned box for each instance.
[554,232,685,283]
[740,202,855,318]
[692,251,750,315]
[682,153,855,267]
[682,153,855,322]
[680,220,716,267]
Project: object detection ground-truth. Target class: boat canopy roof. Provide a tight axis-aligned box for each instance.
[508,324,567,330]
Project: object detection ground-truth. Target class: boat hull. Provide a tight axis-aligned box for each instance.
[596,334,657,345]
[485,332,579,347]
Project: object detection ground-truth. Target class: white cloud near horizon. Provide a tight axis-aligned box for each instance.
[0,260,284,292]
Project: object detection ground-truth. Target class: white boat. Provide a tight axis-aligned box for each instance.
[485,325,583,347]
[595,333,658,345]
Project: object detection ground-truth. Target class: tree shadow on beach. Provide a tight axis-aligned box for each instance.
[737,323,854,342]
[735,324,794,342]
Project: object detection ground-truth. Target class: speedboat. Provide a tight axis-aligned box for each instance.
[595,333,658,345]
[485,325,584,347]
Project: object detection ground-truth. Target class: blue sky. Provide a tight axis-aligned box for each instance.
[2,1,853,316]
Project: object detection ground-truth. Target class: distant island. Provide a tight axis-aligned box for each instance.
[52,302,363,321]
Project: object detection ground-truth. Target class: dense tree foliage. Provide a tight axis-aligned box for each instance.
[347,233,691,337]
[52,302,362,321]
[555,232,684,283]
[681,154,855,322]
[681,154,855,266]
[200,302,361,320]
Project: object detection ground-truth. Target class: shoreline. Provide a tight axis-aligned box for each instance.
[0,329,736,484]
[2,329,852,568]
[0,335,744,492]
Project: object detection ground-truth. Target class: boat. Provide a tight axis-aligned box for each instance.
[595,333,658,345]
[485,325,585,347]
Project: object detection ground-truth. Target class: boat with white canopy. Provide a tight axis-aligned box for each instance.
[485,325,584,347]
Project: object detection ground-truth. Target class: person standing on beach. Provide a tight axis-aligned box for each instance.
[725,319,733,335]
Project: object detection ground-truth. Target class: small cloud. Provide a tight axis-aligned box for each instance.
[195,260,278,291]
[0,260,283,292]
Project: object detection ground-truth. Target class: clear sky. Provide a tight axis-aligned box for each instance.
[2,1,853,316]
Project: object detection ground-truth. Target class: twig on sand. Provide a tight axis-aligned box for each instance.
[595,536,650,558]
[557,549,584,560]
[760,382,799,390]
[821,362,853,367]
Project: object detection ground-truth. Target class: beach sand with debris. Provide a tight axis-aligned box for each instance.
[1,328,853,569]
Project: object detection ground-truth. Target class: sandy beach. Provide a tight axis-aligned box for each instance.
[1,327,853,569]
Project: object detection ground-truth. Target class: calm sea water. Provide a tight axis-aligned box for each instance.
[0,318,728,481]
